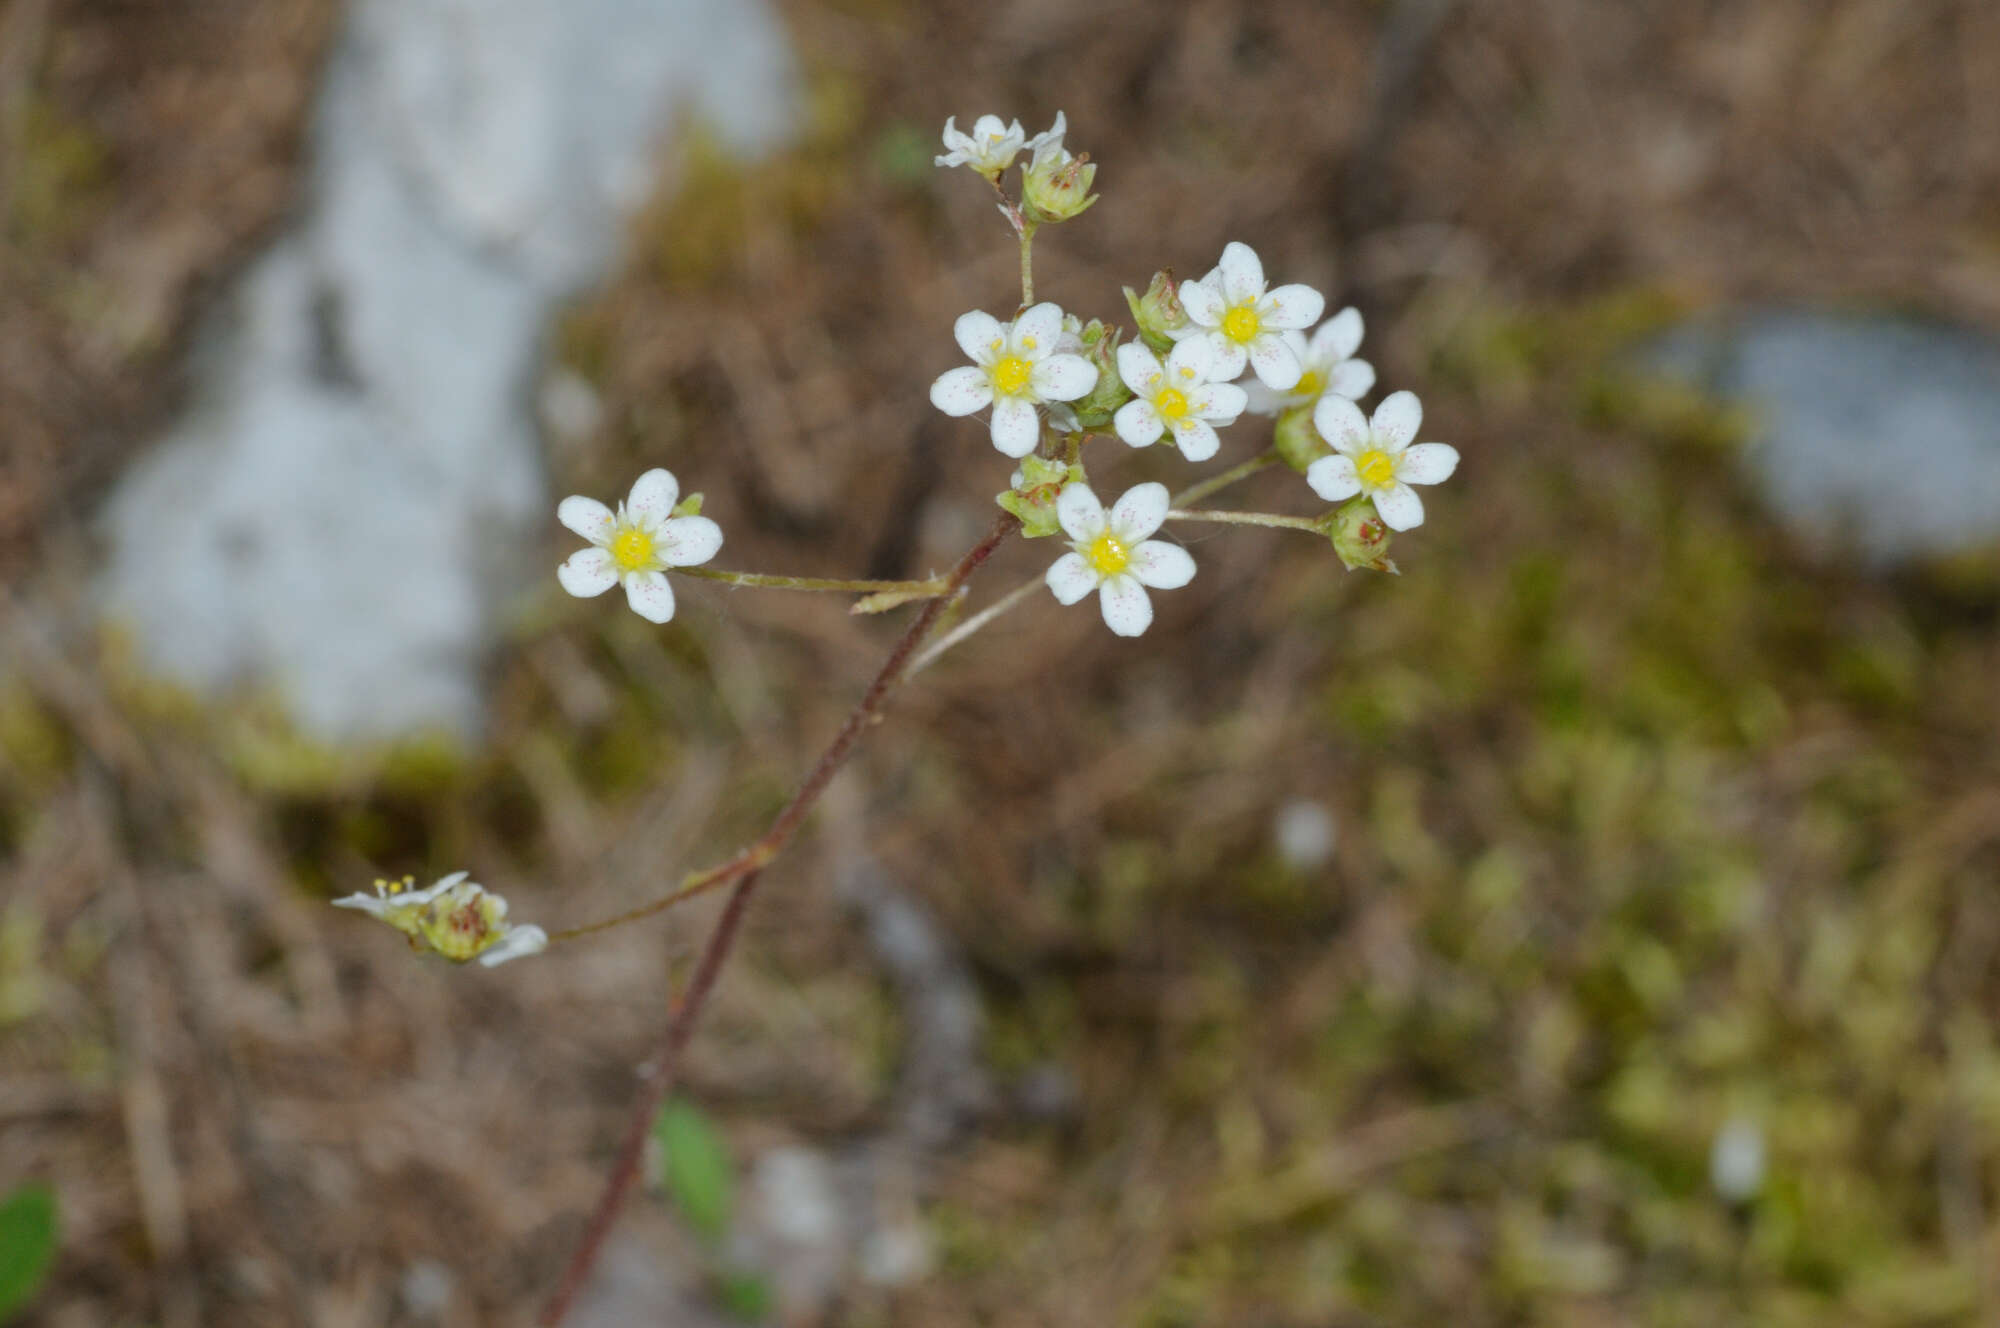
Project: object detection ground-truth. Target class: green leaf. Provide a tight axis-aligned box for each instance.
[717,1269,773,1322]
[654,1098,733,1242]
[0,1183,58,1321]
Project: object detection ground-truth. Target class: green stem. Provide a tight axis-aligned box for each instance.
[1018,219,1038,306]
[1164,508,1326,534]
[674,567,948,596]
[1172,450,1280,509]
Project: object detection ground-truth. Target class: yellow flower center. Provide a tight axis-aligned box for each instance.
[1155,386,1190,420]
[1086,532,1130,576]
[1222,304,1261,344]
[1356,449,1397,489]
[992,355,1033,395]
[1293,370,1324,398]
[611,525,656,572]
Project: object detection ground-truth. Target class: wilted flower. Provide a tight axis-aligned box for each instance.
[930,302,1098,457]
[1021,111,1097,222]
[1177,241,1325,390]
[557,469,724,623]
[333,872,548,968]
[1306,391,1459,532]
[1044,482,1195,637]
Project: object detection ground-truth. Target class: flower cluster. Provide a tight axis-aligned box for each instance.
[333,872,547,967]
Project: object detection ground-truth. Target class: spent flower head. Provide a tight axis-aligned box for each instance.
[1020,111,1097,222]
[935,114,1028,178]
[1044,482,1196,637]
[1124,270,1189,352]
[1244,308,1376,416]
[557,468,724,623]
[930,302,1098,457]
[333,872,548,968]
[1112,338,1248,463]
[1306,391,1459,532]
[1177,241,1325,390]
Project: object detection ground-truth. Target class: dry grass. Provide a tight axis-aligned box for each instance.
[5,0,2000,1324]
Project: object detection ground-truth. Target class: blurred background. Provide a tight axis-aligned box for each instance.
[3,0,2000,1323]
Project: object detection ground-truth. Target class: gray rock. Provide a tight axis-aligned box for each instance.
[100,0,797,741]
[1643,311,2000,565]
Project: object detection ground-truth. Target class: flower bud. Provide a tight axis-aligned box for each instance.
[1274,405,1333,473]
[1023,152,1097,223]
[1123,270,1188,352]
[1067,320,1132,429]
[1322,496,1397,573]
[997,454,1084,538]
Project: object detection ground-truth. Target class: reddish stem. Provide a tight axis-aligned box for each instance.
[538,514,1018,1325]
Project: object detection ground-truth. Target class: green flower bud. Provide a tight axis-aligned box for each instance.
[1123,270,1188,352]
[1068,320,1133,429]
[997,454,1084,538]
[1322,496,1397,573]
[1023,152,1097,223]
[1273,406,1332,473]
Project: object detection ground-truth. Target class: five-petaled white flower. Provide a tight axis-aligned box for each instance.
[1306,390,1459,531]
[1044,482,1196,638]
[557,468,724,624]
[333,871,548,968]
[930,301,1099,457]
[1112,338,1247,462]
[1243,307,1377,416]
[1177,241,1326,391]
[934,114,1027,176]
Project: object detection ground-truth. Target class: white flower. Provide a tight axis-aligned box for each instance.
[333,872,548,968]
[1176,241,1326,390]
[929,302,1099,457]
[1306,390,1459,531]
[556,468,724,624]
[1243,308,1376,415]
[1111,338,1247,462]
[934,114,1027,176]
[1044,482,1196,637]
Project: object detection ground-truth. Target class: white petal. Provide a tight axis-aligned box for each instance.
[1260,284,1325,331]
[1371,390,1423,451]
[477,925,548,968]
[1328,357,1376,400]
[623,570,678,623]
[1179,278,1226,328]
[1313,395,1370,453]
[657,515,724,566]
[331,892,395,918]
[1097,575,1154,637]
[1208,335,1248,381]
[1193,382,1248,424]
[626,469,680,527]
[1163,335,1215,383]
[1397,442,1460,486]
[1027,109,1067,157]
[1109,481,1170,543]
[930,366,993,416]
[1247,334,1303,390]
[1373,483,1425,531]
[970,114,1009,140]
[558,547,619,597]
[1172,417,1220,462]
[938,116,969,151]
[557,495,616,545]
[1010,302,1064,358]
[989,395,1041,457]
[1128,540,1196,590]
[1217,242,1265,305]
[954,309,1006,364]
[1116,341,1164,394]
[1045,552,1098,605]
[1056,483,1107,542]
[1031,354,1097,402]
[1313,307,1364,361]
[1306,455,1362,503]
[1114,398,1164,448]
